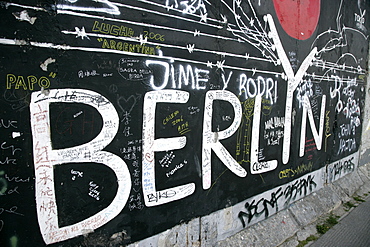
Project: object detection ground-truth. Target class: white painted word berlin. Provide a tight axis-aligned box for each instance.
[29,14,324,244]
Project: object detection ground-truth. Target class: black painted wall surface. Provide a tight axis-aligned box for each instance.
[0,0,369,246]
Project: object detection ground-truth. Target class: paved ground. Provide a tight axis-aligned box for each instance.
[311,197,370,247]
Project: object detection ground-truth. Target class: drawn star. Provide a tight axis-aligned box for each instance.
[220,14,227,24]
[200,13,208,23]
[252,68,256,76]
[75,27,90,40]
[139,34,147,45]
[216,60,225,71]
[194,29,201,37]
[322,61,326,70]
[206,61,213,68]
[157,49,163,57]
[245,53,250,60]
[187,44,195,53]
[249,19,255,26]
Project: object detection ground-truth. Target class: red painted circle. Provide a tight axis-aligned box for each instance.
[272,0,321,40]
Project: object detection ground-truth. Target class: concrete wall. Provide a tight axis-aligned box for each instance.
[128,161,370,247]
[360,42,370,166]
[0,1,369,246]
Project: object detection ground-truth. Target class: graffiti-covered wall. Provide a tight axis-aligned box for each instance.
[0,0,369,246]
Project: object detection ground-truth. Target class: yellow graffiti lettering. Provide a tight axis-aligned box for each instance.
[6,74,51,90]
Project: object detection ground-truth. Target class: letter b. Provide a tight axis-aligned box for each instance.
[30,89,131,244]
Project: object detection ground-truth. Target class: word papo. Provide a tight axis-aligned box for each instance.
[6,74,50,90]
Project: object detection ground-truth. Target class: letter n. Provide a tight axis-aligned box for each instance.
[299,95,326,157]
[30,89,131,244]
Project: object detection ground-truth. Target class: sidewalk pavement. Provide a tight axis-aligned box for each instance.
[311,197,370,247]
